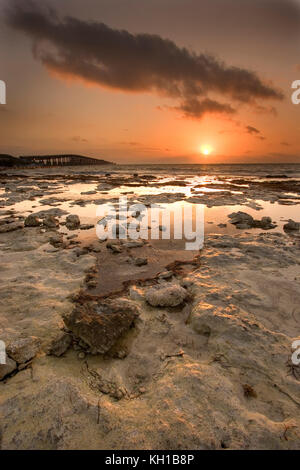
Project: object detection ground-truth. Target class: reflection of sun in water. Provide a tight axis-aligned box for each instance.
[200,145,213,156]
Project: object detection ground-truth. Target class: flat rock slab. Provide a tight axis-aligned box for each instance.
[47,332,72,357]
[0,357,17,380]
[7,336,40,364]
[0,222,23,233]
[63,298,140,354]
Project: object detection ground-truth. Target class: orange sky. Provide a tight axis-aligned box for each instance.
[0,0,300,163]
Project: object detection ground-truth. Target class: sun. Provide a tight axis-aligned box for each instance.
[200,144,213,156]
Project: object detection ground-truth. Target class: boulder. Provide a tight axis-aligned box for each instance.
[24,214,41,227]
[7,336,40,364]
[284,219,300,231]
[49,233,63,248]
[63,299,140,354]
[0,357,17,380]
[229,212,276,230]
[252,216,276,230]
[43,215,59,229]
[258,216,273,229]
[228,212,254,228]
[145,284,188,307]
[66,214,80,230]
[107,243,122,253]
[48,332,72,357]
[133,257,148,266]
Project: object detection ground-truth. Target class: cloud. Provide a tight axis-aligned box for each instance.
[246,125,260,135]
[175,98,236,119]
[119,141,140,146]
[245,125,266,140]
[71,136,88,143]
[6,0,283,119]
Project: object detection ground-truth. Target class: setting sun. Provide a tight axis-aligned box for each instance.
[200,145,213,156]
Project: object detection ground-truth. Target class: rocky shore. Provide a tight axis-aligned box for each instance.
[0,167,300,449]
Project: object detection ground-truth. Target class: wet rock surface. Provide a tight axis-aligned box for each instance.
[284,219,300,231]
[1,167,300,449]
[228,211,276,230]
[1,231,300,449]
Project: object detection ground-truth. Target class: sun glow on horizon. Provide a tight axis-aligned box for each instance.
[200,144,213,156]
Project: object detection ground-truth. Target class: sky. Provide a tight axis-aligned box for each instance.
[0,0,300,164]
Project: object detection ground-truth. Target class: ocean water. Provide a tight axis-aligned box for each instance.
[112,163,300,178]
[2,163,300,248]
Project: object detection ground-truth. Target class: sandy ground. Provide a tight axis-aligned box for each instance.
[0,167,300,449]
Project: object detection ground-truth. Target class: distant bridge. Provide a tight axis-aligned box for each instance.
[0,154,113,168]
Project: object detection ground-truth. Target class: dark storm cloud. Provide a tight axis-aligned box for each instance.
[6,0,283,119]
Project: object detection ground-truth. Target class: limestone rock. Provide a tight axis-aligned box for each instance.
[43,215,59,229]
[284,219,300,231]
[49,233,63,248]
[66,214,80,230]
[158,271,173,280]
[7,336,40,364]
[145,284,188,307]
[252,216,276,230]
[228,212,254,228]
[0,221,23,233]
[0,357,17,380]
[123,240,144,248]
[133,257,148,266]
[48,332,72,357]
[109,244,122,253]
[129,285,144,301]
[63,298,140,354]
[24,214,41,227]
[228,212,276,230]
